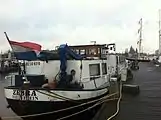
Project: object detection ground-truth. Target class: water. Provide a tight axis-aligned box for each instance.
[95,62,161,120]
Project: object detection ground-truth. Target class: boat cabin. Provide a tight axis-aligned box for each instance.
[7,43,120,90]
[69,43,116,59]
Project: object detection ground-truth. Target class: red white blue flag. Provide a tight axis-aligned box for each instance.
[4,32,42,60]
[8,40,42,55]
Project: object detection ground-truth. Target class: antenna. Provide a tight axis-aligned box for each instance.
[90,41,96,45]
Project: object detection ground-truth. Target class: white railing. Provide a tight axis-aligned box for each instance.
[79,74,111,89]
[80,74,111,83]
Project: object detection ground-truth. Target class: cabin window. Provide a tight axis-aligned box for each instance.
[98,48,100,54]
[94,49,97,55]
[89,48,96,55]
[76,49,79,54]
[89,49,93,55]
[85,49,88,55]
[80,49,85,55]
[81,49,85,54]
[102,63,107,75]
[89,64,100,76]
[88,49,91,55]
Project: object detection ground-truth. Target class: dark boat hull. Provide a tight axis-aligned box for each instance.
[6,93,107,120]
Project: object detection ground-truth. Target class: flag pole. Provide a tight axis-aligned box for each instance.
[4,32,18,63]
[4,32,20,69]
[4,32,14,51]
[4,32,9,41]
[4,32,29,83]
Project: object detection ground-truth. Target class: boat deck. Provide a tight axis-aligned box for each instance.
[94,62,161,120]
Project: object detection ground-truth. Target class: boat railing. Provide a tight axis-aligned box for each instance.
[79,74,111,89]
[80,74,110,83]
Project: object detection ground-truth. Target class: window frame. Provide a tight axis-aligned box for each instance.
[89,63,100,80]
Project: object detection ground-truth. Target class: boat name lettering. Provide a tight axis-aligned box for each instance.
[26,62,40,66]
[12,90,38,100]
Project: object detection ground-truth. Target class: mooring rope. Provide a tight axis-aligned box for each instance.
[36,90,76,102]
[56,98,119,120]
[37,88,109,103]
[1,92,118,120]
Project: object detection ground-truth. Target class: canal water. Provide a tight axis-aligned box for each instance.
[94,62,161,120]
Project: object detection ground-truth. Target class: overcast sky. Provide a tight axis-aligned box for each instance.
[0,0,161,53]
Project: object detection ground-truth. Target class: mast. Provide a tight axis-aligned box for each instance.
[138,18,143,58]
[159,9,161,55]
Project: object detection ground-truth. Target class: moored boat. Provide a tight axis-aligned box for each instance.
[4,41,124,120]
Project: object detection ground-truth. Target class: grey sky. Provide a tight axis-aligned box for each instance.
[0,0,160,53]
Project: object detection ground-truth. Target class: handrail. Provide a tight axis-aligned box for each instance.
[80,74,110,83]
[78,74,111,89]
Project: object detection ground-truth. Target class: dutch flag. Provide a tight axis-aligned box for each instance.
[8,40,42,55]
[4,32,42,60]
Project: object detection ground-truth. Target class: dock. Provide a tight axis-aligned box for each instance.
[93,62,161,120]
